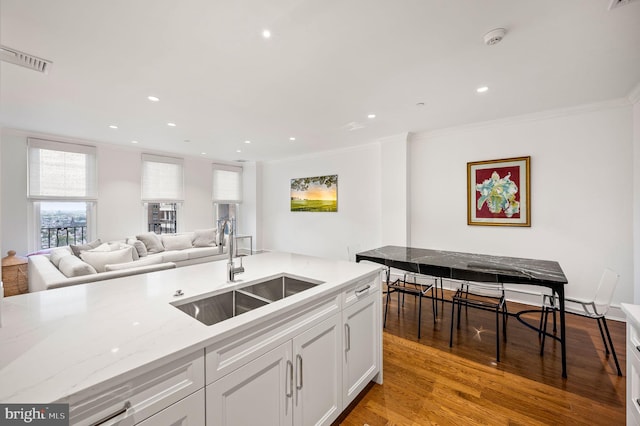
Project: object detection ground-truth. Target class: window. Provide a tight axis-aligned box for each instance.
[142,154,183,233]
[28,138,97,250]
[213,163,242,234]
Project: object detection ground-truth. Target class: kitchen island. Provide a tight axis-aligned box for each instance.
[0,252,383,425]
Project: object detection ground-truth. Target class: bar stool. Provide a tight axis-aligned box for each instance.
[384,273,436,339]
[449,281,508,361]
[540,268,622,376]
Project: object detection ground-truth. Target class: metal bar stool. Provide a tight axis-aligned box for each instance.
[384,273,436,339]
[449,281,508,362]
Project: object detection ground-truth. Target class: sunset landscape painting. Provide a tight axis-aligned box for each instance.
[290,175,338,212]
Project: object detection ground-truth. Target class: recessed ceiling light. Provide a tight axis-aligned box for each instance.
[236,149,242,153]
[167,122,176,127]
[476,86,489,93]
[109,125,118,129]
[289,137,296,141]
[131,140,139,144]
[147,96,159,102]
[367,114,376,119]
[244,140,251,144]
[201,152,207,155]
[262,29,271,39]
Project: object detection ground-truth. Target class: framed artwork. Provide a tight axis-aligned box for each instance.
[290,175,338,212]
[467,156,530,227]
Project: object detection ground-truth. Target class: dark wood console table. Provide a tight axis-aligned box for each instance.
[356,245,569,378]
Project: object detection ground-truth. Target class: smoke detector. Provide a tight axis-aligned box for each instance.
[483,28,506,46]
[0,45,52,74]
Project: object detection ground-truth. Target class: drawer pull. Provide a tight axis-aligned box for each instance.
[90,401,131,426]
[636,398,640,408]
[355,285,371,297]
[636,345,640,353]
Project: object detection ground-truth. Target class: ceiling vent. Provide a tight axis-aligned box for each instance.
[0,45,52,74]
[608,0,639,10]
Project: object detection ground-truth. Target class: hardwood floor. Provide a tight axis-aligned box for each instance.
[337,288,626,425]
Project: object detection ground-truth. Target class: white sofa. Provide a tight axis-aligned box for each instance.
[28,229,229,292]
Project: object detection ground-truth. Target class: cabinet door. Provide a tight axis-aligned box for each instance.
[136,389,204,426]
[293,314,342,426]
[207,341,293,426]
[342,292,380,407]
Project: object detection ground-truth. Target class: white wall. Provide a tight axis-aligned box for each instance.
[261,144,382,260]
[0,129,231,254]
[380,134,410,246]
[633,89,640,303]
[410,101,634,311]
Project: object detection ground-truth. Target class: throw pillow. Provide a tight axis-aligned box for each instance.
[58,255,97,277]
[80,247,134,273]
[193,228,217,247]
[70,239,102,257]
[162,234,193,251]
[105,256,163,271]
[49,247,73,268]
[127,238,148,258]
[136,232,165,254]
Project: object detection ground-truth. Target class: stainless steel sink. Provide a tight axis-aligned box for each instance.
[240,275,319,302]
[172,274,322,326]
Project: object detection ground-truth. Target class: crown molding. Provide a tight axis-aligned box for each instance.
[411,98,631,143]
[629,82,640,104]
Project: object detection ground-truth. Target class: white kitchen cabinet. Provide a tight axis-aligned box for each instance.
[67,350,205,426]
[342,286,380,407]
[207,314,342,426]
[136,388,205,426]
[207,341,292,426]
[293,313,342,425]
[622,303,640,425]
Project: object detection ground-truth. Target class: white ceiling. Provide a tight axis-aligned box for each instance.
[1,0,639,162]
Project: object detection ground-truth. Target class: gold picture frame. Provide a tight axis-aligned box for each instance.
[467,156,530,227]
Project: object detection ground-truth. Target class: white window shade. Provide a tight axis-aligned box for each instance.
[213,164,242,203]
[142,154,184,202]
[28,138,97,200]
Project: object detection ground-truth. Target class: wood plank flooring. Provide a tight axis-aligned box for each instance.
[337,288,626,425]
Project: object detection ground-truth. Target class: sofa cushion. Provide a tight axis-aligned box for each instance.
[49,246,73,268]
[162,234,193,251]
[105,256,163,271]
[159,250,189,263]
[58,255,97,277]
[70,239,102,257]
[185,246,220,260]
[80,247,134,273]
[193,228,217,247]
[136,232,165,254]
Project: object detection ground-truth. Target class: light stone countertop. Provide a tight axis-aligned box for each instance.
[621,303,640,329]
[0,251,382,403]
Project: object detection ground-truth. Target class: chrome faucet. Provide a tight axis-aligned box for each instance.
[224,220,244,282]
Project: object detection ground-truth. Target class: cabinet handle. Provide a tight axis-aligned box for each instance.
[296,354,303,390]
[355,285,371,297]
[636,398,640,408]
[636,345,640,353]
[286,360,293,398]
[345,323,351,351]
[90,401,131,426]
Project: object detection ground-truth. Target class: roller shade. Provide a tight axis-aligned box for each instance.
[212,163,242,203]
[141,154,184,202]
[28,138,97,200]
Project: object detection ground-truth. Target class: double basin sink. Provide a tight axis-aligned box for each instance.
[172,274,323,326]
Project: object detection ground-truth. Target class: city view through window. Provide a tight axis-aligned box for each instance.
[40,202,88,249]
